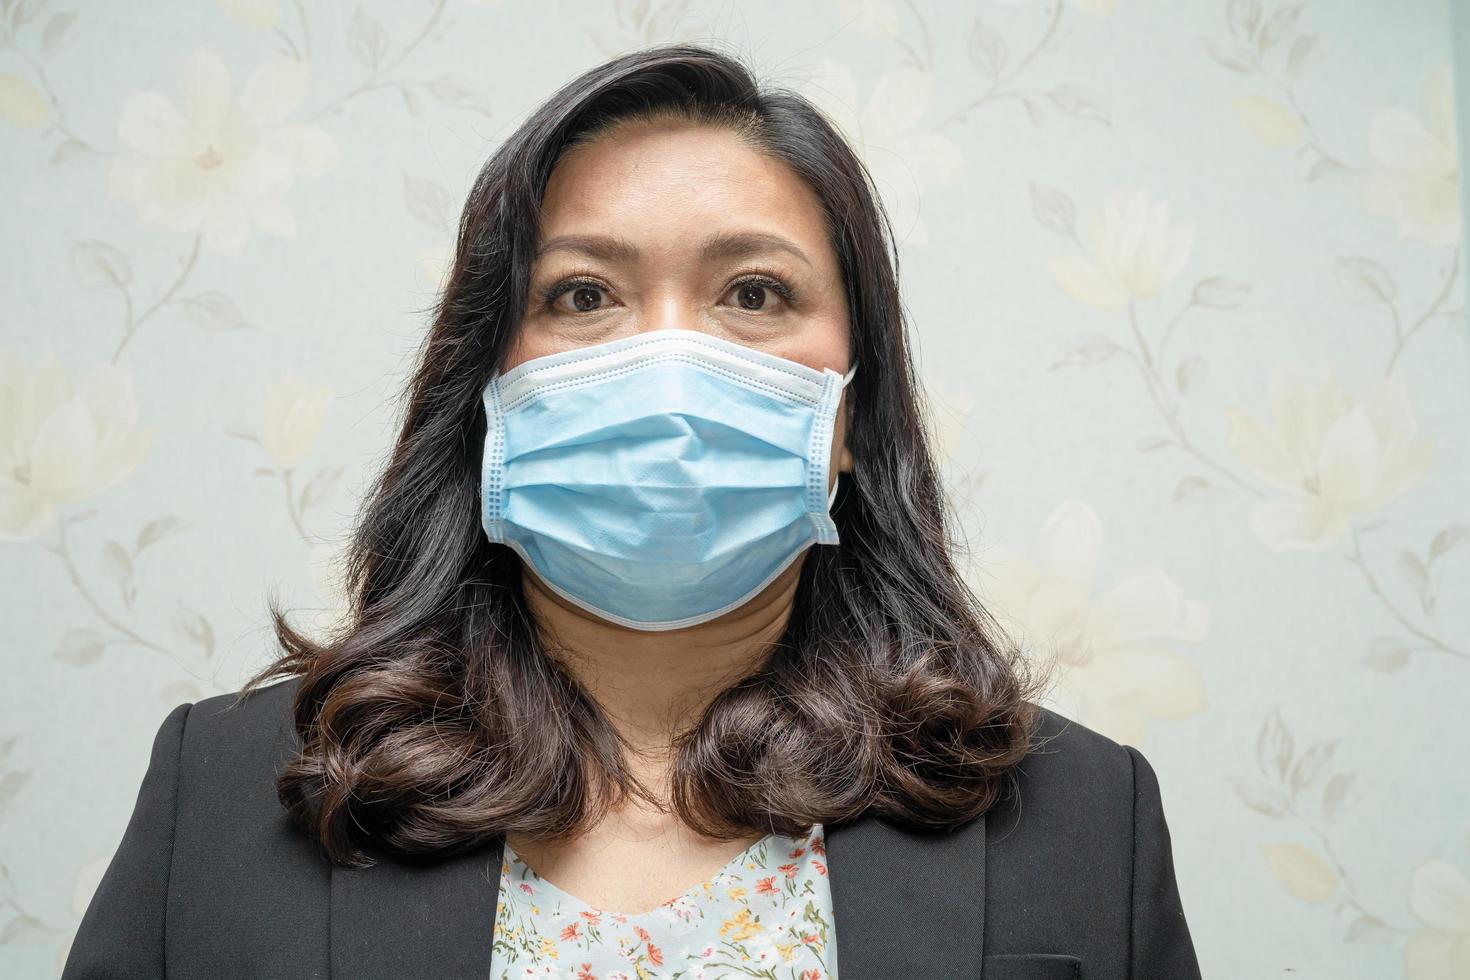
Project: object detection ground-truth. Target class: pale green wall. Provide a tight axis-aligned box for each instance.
[2,2,1467,977]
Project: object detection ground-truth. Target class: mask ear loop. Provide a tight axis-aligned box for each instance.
[825,359,858,510]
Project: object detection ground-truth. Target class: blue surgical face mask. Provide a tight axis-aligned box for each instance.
[479,328,858,631]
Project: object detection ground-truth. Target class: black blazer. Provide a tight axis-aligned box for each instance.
[62,676,1202,979]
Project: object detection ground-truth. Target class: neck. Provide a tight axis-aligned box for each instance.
[519,556,806,763]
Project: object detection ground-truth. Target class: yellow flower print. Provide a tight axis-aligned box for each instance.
[721,907,763,941]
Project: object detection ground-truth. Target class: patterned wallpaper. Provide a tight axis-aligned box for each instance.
[2,1,1467,977]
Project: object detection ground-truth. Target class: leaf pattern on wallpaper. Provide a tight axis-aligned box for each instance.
[219,0,492,123]
[1204,1,1462,375]
[940,0,1114,131]
[1361,65,1459,248]
[795,60,964,246]
[1224,364,1433,552]
[0,0,98,157]
[1406,858,1470,980]
[970,499,1208,747]
[3,1,486,716]
[225,376,338,546]
[1034,174,1466,678]
[1200,0,1352,180]
[0,729,67,947]
[107,47,338,257]
[1037,183,1260,500]
[2,1,1466,975]
[1232,708,1420,952]
[0,353,212,692]
[814,0,1113,244]
[1333,250,1463,379]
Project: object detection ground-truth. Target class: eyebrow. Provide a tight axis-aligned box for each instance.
[534,230,813,267]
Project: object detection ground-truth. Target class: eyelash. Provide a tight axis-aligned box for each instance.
[538,270,797,314]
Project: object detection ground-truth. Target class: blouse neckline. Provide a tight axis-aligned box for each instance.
[500,831,778,918]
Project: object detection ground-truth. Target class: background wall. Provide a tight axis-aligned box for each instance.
[2,1,1467,977]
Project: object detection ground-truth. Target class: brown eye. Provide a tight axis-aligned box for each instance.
[734,282,771,310]
[725,275,795,313]
[542,278,611,314]
[563,285,605,313]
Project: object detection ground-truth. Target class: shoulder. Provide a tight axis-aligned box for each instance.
[995,708,1203,974]
[988,702,1163,862]
[164,675,305,820]
[1011,702,1144,805]
[174,674,303,765]
[164,675,324,882]
[184,673,302,737]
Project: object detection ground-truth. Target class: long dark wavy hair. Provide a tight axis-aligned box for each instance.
[240,40,1054,869]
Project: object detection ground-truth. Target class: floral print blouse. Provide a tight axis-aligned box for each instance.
[489,822,838,979]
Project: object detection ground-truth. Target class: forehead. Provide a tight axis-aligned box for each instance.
[538,120,830,251]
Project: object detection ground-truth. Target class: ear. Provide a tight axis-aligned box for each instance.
[837,393,855,474]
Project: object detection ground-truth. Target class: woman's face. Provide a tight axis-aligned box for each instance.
[507,118,855,485]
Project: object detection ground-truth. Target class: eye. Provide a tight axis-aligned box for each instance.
[723,274,796,313]
[541,277,612,314]
[538,272,797,316]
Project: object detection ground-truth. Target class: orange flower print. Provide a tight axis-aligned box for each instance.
[493,826,832,978]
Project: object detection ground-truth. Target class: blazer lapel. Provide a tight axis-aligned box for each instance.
[330,833,505,980]
[824,809,987,979]
[328,808,987,979]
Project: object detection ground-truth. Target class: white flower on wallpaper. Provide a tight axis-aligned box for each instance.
[1048,189,1196,310]
[417,243,454,297]
[0,353,152,541]
[107,47,337,256]
[0,73,49,128]
[794,60,964,246]
[1406,858,1470,980]
[1361,65,1459,246]
[1226,364,1433,552]
[1232,94,1304,148]
[834,0,902,37]
[261,378,333,470]
[214,0,280,26]
[994,0,1117,10]
[973,499,1208,746]
[216,0,280,28]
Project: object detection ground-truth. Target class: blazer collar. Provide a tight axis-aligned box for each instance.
[329,809,987,979]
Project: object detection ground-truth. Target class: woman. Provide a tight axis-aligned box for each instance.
[63,43,1202,980]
